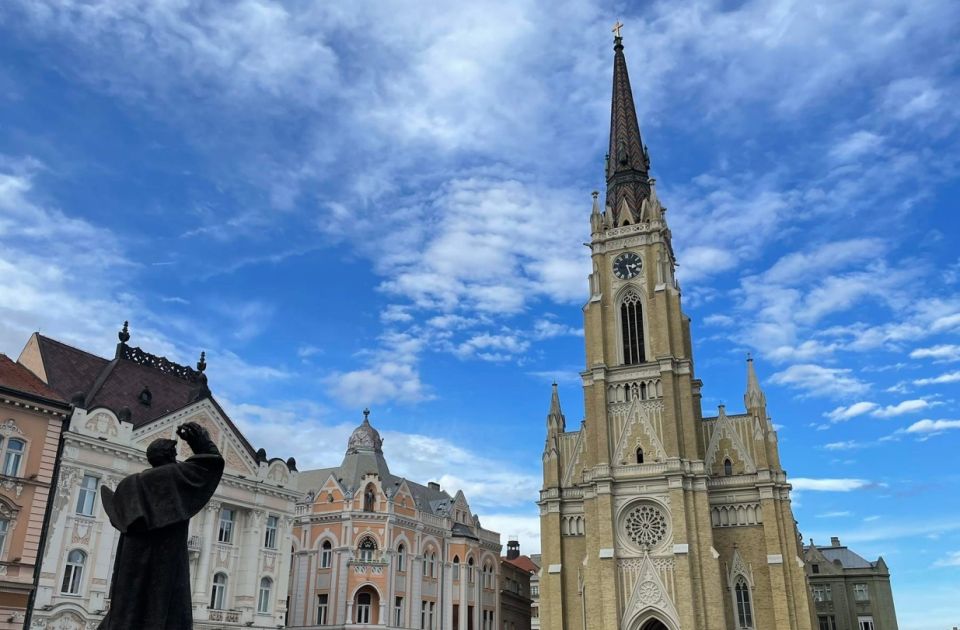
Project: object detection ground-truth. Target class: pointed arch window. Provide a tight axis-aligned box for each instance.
[397,543,406,572]
[724,459,733,476]
[467,557,475,583]
[358,536,377,562]
[735,576,753,628]
[620,291,645,365]
[452,555,460,581]
[636,447,644,464]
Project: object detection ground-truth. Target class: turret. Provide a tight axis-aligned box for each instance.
[542,383,565,489]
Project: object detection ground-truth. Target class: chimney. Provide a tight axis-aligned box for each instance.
[506,537,520,560]
[428,482,440,491]
[830,536,841,547]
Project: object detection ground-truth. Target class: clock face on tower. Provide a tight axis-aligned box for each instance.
[613,252,642,279]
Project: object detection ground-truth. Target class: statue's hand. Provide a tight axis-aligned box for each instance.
[177,422,218,455]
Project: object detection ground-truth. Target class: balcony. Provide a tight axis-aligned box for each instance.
[188,535,202,556]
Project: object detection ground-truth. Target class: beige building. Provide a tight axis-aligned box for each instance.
[537,32,814,630]
[0,355,70,629]
[804,538,898,630]
[15,326,300,630]
[288,412,502,629]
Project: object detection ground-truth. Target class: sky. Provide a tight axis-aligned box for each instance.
[0,1,958,627]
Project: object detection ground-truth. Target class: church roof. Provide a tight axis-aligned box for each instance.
[0,353,69,405]
[605,31,651,225]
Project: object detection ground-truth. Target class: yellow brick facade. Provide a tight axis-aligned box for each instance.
[537,33,814,630]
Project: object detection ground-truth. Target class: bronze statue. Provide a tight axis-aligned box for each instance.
[98,421,224,629]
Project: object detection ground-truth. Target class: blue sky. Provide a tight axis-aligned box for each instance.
[1,1,958,627]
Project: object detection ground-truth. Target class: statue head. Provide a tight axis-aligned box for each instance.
[146,438,178,467]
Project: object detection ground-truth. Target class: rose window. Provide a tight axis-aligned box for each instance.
[623,503,668,548]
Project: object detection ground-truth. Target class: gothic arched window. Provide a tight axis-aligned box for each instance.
[363,483,376,512]
[636,447,644,464]
[320,540,332,568]
[358,536,377,562]
[452,555,460,581]
[724,459,733,477]
[397,543,406,572]
[735,576,753,628]
[620,291,646,365]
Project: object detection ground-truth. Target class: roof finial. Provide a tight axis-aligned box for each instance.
[363,407,370,422]
[118,321,130,344]
[612,20,624,40]
[196,351,207,373]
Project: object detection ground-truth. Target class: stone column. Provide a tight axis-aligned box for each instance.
[193,502,220,603]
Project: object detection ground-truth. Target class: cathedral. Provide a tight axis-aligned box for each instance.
[537,31,815,630]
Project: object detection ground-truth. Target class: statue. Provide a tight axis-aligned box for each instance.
[97,422,224,630]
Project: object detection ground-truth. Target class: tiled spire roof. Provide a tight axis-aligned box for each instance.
[606,31,651,226]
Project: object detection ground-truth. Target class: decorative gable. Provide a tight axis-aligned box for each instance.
[704,407,756,476]
[620,552,680,630]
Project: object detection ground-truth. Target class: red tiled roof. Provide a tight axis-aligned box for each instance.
[0,354,68,405]
[502,555,539,573]
[35,335,109,400]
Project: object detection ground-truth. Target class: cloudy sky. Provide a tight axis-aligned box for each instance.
[1,1,958,627]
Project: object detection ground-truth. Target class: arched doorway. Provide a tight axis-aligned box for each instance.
[640,620,669,630]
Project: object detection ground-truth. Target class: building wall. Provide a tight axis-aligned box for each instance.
[0,395,66,629]
[500,560,531,630]
[288,476,502,629]
[30,400,299,630]
[805,547,898,630]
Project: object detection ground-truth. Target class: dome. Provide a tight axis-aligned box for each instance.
[346,413,383,455]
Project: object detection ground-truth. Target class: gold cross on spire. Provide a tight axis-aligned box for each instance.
[612,20,624,39]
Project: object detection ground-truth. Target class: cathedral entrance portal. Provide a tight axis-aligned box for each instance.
[640,620,669,630]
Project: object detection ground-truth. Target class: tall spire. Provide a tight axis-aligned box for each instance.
[744,354,766,411]
[547,382,566,432]
[606,24,650,226]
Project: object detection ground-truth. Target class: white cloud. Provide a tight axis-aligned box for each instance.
[914,371,960,386]
[770,364,870,398]
[871,399,932,418]
[823,441,862,451]
[816,511,852,518]
[905,419,960,435]
[825,401,878,422]
[791,478,873,492]
[828,131,884,163]
[911,344,960,362]
[933,551,960,568]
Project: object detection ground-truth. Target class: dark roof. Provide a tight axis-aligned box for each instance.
[605,33,651,224]
[27,334,258,460]
[35,335,109,400]
[0,353,69,405]
[502,555,539,573]
[805,545,875,569]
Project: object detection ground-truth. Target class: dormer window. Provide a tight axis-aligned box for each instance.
[138,386,152,406]
[724,459,733,477]
[636,447,644,464]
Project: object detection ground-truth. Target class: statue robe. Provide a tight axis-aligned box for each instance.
[98,452,224,630]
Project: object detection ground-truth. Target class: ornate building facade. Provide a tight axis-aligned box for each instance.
[14,327,300,630]
[537,32,814,630]
[288,412,502,629]
[0,355,70,629]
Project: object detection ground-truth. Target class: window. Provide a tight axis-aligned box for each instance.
[858,617,875,630]
[218,508,235,543]
[812,584,832,602]
[854,583,869,601]
[395,596,404,626]
[468,605,474,630]
[264,515,279,549]
[397,543,406,572]
[735,576,753,628]
[724,459,733,477]
[620,291,645,365]
[320,540,332,568]
[75,474,99,516]
[421,601,435,629]
[452,556,460,581]
[467,557,475,583]
[2,439,24,477]
[358,536,377,562]
[818,615,837,630]
[483,610,494,630]
[210,572,227,609]
[317,593,328,625]
[258,577,273,613]
[423,551,436,577]
[636,447,644,464]
[0,519,8,555]
[356,592,371,624]
[531,585,539,597]
[811,563,820,574]
[483,562,494,589]
[61,549,86,595]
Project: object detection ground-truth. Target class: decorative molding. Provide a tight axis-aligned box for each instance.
[620,552,680,630]
[710,503,763,528]
[704,408,757,475]
[0,418,23,435]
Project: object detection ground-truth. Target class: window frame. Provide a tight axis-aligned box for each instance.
[857,616,875,630]
[264,515,279,549]
[618,288,647,365]
[210,572,228,610]
[854,583,869,601]
[317,593,329,625]
[734,575,753,629]
[257,576,273,614]
[356,591,371,624]
[217,508,235,544]
[394,596,404,626]
[397,543,406,572]
[320,540,333,569]
[61,549,86,595]
[2,438,25,477]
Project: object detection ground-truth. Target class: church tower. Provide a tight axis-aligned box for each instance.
[537,27,814,630]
